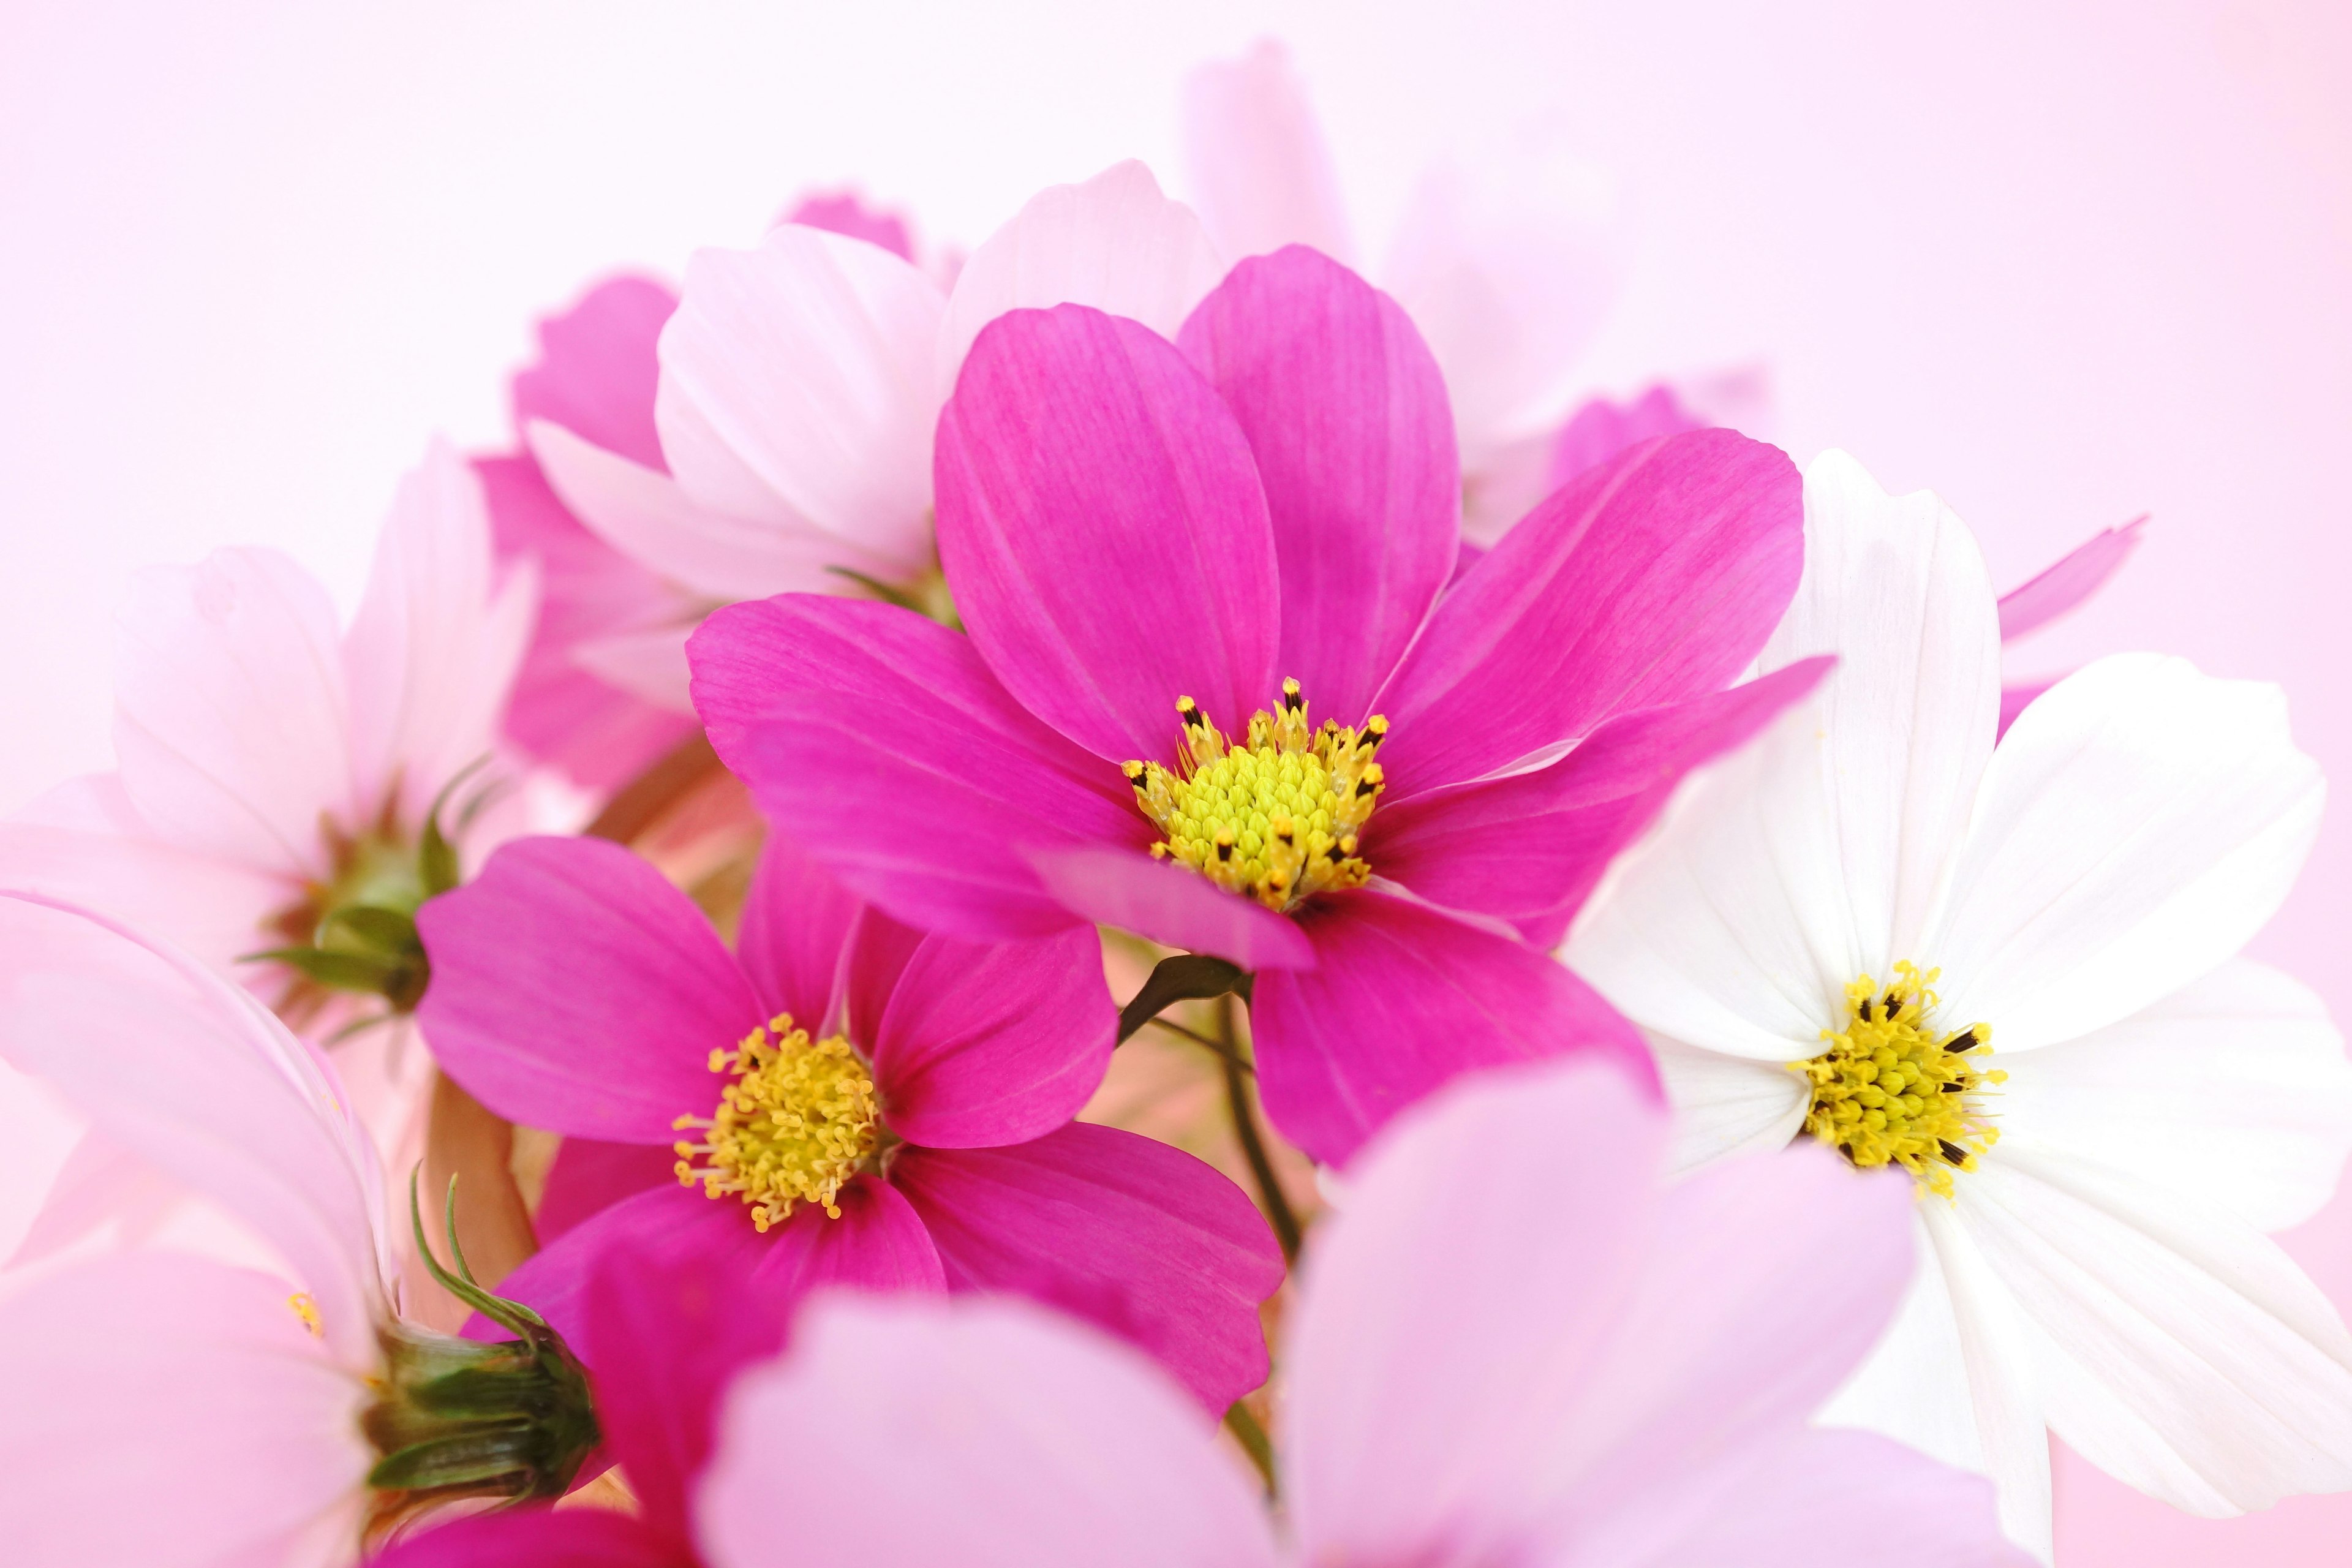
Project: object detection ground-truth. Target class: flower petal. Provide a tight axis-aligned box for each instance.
[698,1294,1281,1568]
[735,831,864,1032]
[1927,654,2324,1051]
[935,304,1281,763]
[1995,959,2352,1232]
[1646,1031,1810,1174]
[658,224,944,571]
[1996,516,2146,642]
[573,621,697,715]
[692,595,1144,941]
[1373,429,1803,798]
[484,1185,765,1355]
[367,1509,685,1568]
[890,1125,1283,1412]
[113,546,350,880]
[536,1137,677,1244]
[1177,246,1458,722]
[785,190,917,261]
[1023,843,1315,970]
[750,1174,948,1297]
[416,836,762,1141]
[1250,889,1654,1167]
[940,160,1224,383]
[510,274,677,472]
[0,1253,371,1568]
[868,925,1115,1149]
[1179,39,1354,265]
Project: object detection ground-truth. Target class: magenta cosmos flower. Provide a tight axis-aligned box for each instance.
[415,832,1283,1409]
[690,244,1819,1164]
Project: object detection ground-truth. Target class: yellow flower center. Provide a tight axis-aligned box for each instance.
[1124,679,1387,913]
[673,1014,881,1231]
[287,1292,323,1338]
[1791,962,2005,1198]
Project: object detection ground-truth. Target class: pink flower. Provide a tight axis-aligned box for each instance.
[413,831,1285,1409]
[692,245,1819,1165]
[679,1061,2029,1567]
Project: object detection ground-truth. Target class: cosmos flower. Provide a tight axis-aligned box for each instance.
[692,243,1816,1165]
[414,831,1284,1410]
[682,1060,2027,1568]
[1566,451,2352,1558]
[0,895,599,1568]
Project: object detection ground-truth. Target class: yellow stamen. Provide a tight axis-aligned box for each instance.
[673,1014,881,1230]
[1124,682,1385,912]
[1790,962,2005,1199]
[287,1292,323,1338]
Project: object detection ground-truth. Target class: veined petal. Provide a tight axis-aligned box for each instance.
[510,274,677,472]
[0,1253,372,1568]
[698,1295,1281,1568]
[940,160,1224,385]
[891,1126,1283,1412]
[415,837,763,1142]
[1178,38,1354,265]
[1024,843,1315,970]
[1762,449,2003,967]
[657,224,944,571]
[1927,654,2323,1051]
[1373,429,1802,799]
[935,304,1281,763]
[113,546,350,881]
[1178,246,1458,722]
[736,831,863,1035]
[750,1174,948,1298]
[1647,1031,1809,1174]
[535,1137,676,1244]
[1250,889,1653,1167]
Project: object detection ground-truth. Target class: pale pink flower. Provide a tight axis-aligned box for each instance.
[688,1061,2028,1567]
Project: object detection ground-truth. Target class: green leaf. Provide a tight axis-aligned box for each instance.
[1117,953,1250,1043]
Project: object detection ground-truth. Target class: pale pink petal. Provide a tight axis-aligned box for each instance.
[1179,37,1354,265]
[1996,516,2147,642]
[736,831,864,1033]
[786,189,917,260]
[940,160,1224,384]
[573,620,699,715]
[1549,383,1706,489]
[345,439,538,827]
[892,1125,1283,1411]
[702,1297,1278,1568]
[113,546,349,881]
[1024,843,1315,970]
[658,224,944,571]
[415,836,763,1141]
[868,925,1114,1148]
[0,1253,371,1568]
[530,419,863,601]
[1250,891,1653,1167]
[1178,246,1458,721]
[368,1510,683,1568]
[0,895,386,1363]
[510,275,677,470]
[4,1126,176,1268]
[935,305,1280,763]
[1374,429,1803,799]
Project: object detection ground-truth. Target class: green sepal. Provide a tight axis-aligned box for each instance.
[244,944,409,994]
[317,903,422,958]
[1117,953,1253,1043]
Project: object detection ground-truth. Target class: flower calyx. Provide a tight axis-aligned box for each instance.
[1792,962,2005,1198]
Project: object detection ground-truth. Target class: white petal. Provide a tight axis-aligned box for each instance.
[1926,654,2323,1051]
[344,440,537,829]
[1648,1030,1808,1172]
[529,419,869,601]
[1766,450,2003,968]
[112,546,350,881]
[698,1294,1278,1568]
[940,160,1224,383]
[657,224,944,571]
[1957,1145,2352,1517]
[1177,38,1355,265]
[1996,959,2352,1231]
[571,620,699,715]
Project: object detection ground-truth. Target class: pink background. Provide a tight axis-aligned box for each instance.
[2,2,2347,1558]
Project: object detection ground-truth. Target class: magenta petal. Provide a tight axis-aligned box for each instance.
[1251,890,1656,1166]
[1368,658,1835,944]
[783,190,916,261]
[417,836,762,1142]
[751,1174,948,1297]
[1178,247,1458,722]
[484,1186,766,1354]
[1025,843,1316,970]
[1997,677,2055,741]
[1374,429,1804,798]
[736,830,862,1030]
[511,276,677,472]
[1996,514,2147,641]
[869,926,1115,1150]
[366,1508,686,1568]
[536,1138,677,1244]
[935,304,1281,762]
[891,1126,1284,1411]
[1546,383,1704,492]
[692,595,1145,941]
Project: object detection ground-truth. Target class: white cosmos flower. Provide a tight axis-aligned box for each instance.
[1566,449,2352,1562]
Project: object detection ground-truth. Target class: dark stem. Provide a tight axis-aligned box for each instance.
[1216,994,1300,1264]
[1145,1014,1253,1073]
[1223,1400,1277,1496]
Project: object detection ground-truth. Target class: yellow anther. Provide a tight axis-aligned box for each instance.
[673,1014,881,1231]
[1123,682,1384,911]
[1790,962,2003,1199]
[287,1292,323,1338]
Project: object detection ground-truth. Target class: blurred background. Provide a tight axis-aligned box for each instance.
[2,1,2347,1559]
